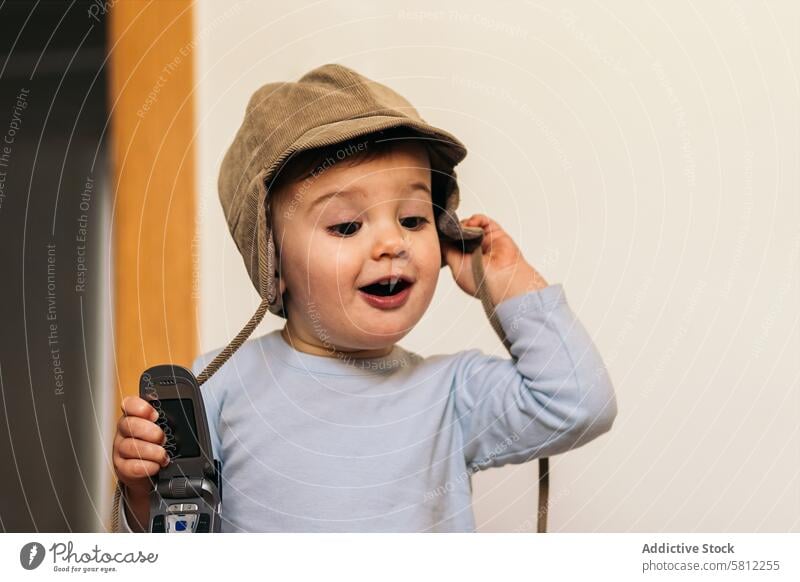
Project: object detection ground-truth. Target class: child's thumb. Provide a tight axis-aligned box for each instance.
[441,241,468,276]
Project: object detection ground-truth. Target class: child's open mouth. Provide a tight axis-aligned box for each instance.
[358,276,414,309]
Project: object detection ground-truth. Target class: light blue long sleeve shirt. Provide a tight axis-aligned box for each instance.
[118,283,617,532]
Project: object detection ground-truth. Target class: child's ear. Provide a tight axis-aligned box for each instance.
[274,257,287,296]
[272,237,285,295]
[278,272,286,296]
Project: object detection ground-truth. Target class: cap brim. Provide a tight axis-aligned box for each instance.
[274,115,467,175]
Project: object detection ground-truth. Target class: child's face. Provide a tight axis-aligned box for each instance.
[271,142,441,351]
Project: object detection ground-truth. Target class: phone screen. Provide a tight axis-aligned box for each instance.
[157,398,200,459]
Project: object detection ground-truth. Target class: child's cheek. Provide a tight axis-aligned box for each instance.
[306,231,359,290]
[414,229,442,268]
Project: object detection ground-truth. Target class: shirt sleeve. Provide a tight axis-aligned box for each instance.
[453,283,618,470]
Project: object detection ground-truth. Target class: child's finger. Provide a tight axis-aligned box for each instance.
[117,415,166,444]
[121,395,159,422]
[459,216,492,256]
[463,213,501,233]
[116,457,163,479]
[117,437,169,466]
[461,215,499,249]
[463,213,485,224]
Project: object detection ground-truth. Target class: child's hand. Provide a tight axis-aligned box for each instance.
[112,396,170,497]
[442,214,549,306]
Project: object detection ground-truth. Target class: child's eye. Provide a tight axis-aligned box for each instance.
[400,216,430,230]
[327,217,429,237]
[327,222,361,237]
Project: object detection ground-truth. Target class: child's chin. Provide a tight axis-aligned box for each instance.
[351,314,417,342]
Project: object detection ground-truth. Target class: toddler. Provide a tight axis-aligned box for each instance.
[112,63,617,532]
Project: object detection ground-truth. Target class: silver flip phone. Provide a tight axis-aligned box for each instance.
[139,365,222,533]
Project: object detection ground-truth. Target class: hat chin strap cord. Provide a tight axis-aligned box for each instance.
[469,247,550,534]
[151,246,549,534]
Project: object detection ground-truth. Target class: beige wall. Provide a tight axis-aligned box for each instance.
[193,0,799,532]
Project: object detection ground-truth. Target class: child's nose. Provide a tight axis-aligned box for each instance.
[370,221,411,262]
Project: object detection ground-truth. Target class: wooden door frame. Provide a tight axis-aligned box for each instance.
[107,0,197,517]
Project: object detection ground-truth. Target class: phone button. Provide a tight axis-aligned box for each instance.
[167,503,199,513]
[167,513,197,533]
[151,515,165,533]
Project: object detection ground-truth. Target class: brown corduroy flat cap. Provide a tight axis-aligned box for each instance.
[198,62,483,384]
